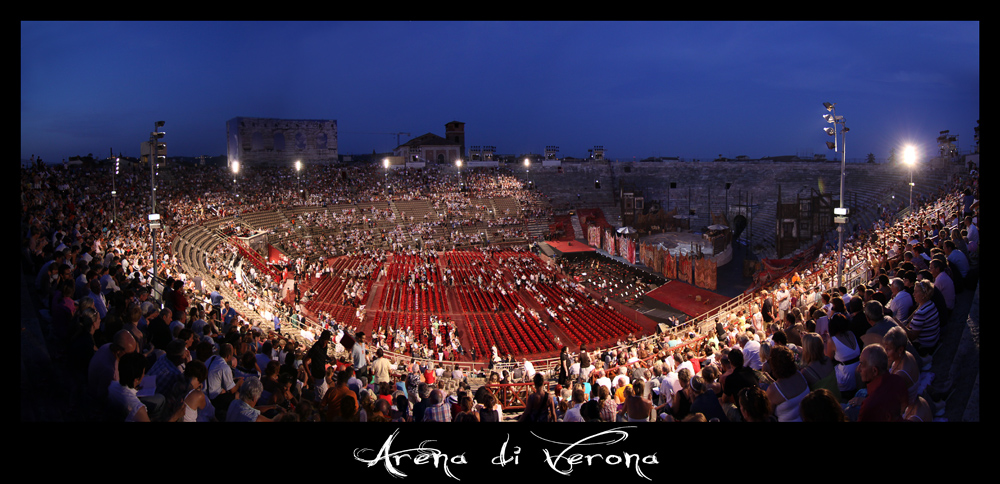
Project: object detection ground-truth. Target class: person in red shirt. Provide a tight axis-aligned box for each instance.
[173,279,189,316]
[854,345,908,422]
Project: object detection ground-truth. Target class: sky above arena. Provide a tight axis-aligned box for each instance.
[21,21,979,164]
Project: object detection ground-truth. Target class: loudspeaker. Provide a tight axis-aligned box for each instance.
[725,182,731,190]
[670,182,677,189]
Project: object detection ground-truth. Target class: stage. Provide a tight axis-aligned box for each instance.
[538,240,597,257]
[644,280,732,319]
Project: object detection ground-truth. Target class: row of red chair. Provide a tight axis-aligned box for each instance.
[379,282,448,314]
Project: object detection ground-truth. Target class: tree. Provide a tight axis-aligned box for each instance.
[866,152,876,164]
[887,148,897,165]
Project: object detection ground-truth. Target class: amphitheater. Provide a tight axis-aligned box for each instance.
[20,156,979,422]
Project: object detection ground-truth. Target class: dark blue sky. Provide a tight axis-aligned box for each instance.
[21,21,979,163]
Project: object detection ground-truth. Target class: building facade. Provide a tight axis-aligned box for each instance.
[393,121,465,164]
[226,117,338,169]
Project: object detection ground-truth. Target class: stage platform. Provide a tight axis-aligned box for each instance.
[645,280,732,319]
[539,240,597,257]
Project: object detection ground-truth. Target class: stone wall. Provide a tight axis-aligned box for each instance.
[227,117,338,167]
[526,160,963,258]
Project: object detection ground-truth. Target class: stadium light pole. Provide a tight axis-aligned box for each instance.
[231,160,240,217]
[903,145,916,209]
[383,158,390,196]
[823,102,848,289]
[112,157,119,224]
[295,160,303,202]
[456,159,463,190]
[149,121,165,300]
[524,158,531,188]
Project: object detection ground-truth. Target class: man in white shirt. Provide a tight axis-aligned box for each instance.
[930,259,955,313]
[610,367,630,389]
[205,343,243,401]
[594,370,613,394]
[887,278,913,322]
[522,359,535,380]
[740,333,762,371]
[775,283,791,322]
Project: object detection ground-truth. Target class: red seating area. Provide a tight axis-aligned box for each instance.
[380,282,448,313]
[301,256,382,328]
[528,281,642,347]
[370,311,453,352]
[296,249,651,359]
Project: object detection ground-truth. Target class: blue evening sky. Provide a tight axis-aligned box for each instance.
[21,21,979,163]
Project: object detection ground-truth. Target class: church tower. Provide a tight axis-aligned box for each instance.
[445,121,466,160]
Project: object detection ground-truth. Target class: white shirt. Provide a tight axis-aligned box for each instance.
[888,291,914,322]
[205,355,236,400]
[742,340,762,370]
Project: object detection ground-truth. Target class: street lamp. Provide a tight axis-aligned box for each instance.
[456,159,463,190]
[904,145,916,209]
[822,102,849,288]
[524,158,531,188]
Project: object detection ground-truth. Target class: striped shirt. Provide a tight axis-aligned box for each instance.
[908,302,939,349]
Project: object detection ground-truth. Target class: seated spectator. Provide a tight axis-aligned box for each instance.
[825,314,861,400]
[800,388,848,422]
[226,376,275,422]
[882,326,921,405]
[765,345,809,422]
[850,345,908,422]
[623,379,654,422]
[168,359,214,422]
[905,280,940,360]
[799,332,840,402]
[737,386,774,422]
[687,375,728,422]
[107,351,150,422]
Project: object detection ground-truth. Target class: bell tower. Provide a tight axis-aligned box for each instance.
[445,121,465,160]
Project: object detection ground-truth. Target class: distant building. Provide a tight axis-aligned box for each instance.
[226,117,338,169]
[393,121,465,164]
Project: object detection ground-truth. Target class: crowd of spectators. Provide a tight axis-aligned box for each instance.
[21,154,976,422]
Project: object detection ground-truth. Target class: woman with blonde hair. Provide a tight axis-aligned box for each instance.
[800,332,841,402]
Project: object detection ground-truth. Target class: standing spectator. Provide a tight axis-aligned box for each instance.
[371,348,392,385]
[518,373,556,422]
[775,282,791,322]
